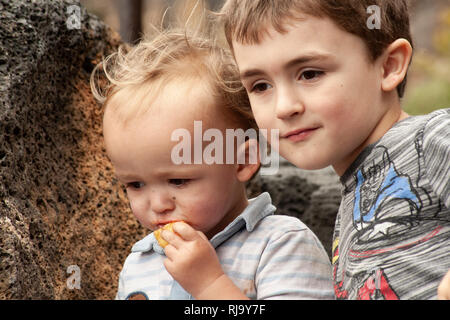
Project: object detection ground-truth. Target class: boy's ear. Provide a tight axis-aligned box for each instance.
[380,38,413,93]
[236,138,260,182]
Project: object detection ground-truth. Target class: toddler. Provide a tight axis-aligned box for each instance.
[91,29,334,300]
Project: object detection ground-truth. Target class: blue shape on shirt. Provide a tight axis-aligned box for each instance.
[353,165,421,225]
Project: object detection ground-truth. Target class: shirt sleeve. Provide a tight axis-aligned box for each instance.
[255,227,335,300]
[422,109,450,208]
[115,268,126,300]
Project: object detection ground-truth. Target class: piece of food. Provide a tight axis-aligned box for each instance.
[154,222,177,248]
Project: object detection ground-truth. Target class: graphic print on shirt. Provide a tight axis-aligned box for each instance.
[126,291,149,300]
[352,147,423,241]
[333,118,450,299]
[332,238,348,299]
[332,237,399,299]
[357,268,399,300]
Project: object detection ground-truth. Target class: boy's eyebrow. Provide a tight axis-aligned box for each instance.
[240,52,333,80]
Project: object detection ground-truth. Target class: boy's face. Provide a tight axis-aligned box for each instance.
[103,82,248,239]
[233,15,393,175]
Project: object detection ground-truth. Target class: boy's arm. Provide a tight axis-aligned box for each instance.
[438,270,450,300]
[115,263,128,300]
[423,111,450,300]
[162,222,249,300]
[422,109,450,208]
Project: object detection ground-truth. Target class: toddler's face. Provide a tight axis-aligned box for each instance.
[233,15,393,175]
[103,83,248,239]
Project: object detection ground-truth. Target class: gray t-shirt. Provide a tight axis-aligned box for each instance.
[333,108,450,299]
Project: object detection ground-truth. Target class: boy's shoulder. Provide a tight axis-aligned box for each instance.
[418,108,450,146]
[341,108,449,204]
[344,108,449,182]
[379,108,450,170]
[387,108,450,140]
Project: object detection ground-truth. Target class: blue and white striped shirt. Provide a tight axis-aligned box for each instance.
[116,192,334,300]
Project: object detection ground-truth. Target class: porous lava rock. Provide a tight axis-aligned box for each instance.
[0,0,341,299]
[0,0,146,299]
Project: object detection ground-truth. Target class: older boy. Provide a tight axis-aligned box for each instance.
[220,0,450,299]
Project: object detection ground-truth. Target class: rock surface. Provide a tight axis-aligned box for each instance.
[0,0,341,299]
[0,0,147,299]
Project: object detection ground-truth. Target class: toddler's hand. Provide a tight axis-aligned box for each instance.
[161,222,224,298]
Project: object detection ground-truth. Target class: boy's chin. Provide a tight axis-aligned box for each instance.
[284,155,330,171]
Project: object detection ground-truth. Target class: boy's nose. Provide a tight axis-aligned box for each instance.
[275,86,304,119]
[149,190,175,214]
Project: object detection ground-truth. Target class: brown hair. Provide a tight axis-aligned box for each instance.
[220,0,413,98]
[90,28,256,130]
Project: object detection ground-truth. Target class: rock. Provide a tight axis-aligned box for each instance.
[0,0,342,299]
[0,0,146,299]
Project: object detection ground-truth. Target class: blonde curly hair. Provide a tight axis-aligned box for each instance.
[90,27,256,130]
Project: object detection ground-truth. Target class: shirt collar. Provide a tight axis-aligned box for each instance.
[131,192,275,253]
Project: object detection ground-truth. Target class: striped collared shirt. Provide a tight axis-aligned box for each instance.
[116,192,334,300]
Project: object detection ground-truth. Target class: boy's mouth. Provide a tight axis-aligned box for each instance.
[283,127,318,142]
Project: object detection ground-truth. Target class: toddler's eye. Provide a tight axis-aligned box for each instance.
[251,82,272,93]
[169,179,190,186]
[300,70,324,81]
[126,182,144,189]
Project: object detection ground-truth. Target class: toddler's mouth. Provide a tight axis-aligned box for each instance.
[156,220,183,229]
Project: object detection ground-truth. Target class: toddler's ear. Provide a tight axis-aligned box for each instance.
[380,38,413,93]
[236,138,260,182]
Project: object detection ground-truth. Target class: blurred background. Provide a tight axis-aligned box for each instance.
[81,0,450,115]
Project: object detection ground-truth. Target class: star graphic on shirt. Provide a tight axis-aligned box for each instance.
[368,222,396,238]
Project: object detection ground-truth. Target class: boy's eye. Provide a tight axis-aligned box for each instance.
[126,182,145,189]
[169,179,190,186]
[250,82,272,93]
[299,70,324,81]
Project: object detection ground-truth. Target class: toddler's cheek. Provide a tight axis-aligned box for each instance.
[130,202,152,229]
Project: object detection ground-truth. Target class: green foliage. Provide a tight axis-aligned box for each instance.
[403,7,450,115]
[433,8,450,57]
[404,77,450,115]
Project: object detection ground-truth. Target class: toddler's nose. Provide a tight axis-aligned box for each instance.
[149,190,175,214]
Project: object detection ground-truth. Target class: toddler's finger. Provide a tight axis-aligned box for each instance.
[172,221,198,241]
[197,230,208,241]
[163,255,175,275]
[163,243,177,260]
[161,229,182,248]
